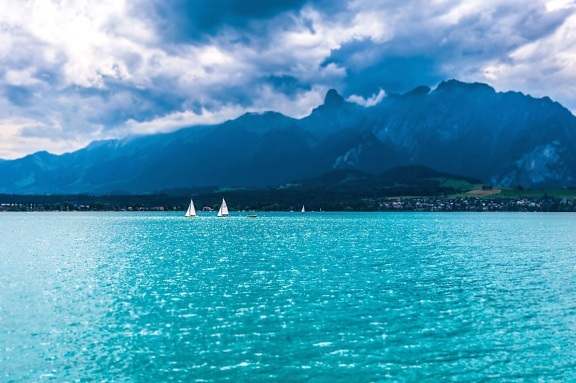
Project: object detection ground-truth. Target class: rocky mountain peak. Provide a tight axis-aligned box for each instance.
[435,79,495,94]
[324,89,345,107]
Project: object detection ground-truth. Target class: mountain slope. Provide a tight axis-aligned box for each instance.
[341,80,576,187]
[1,79,575,194]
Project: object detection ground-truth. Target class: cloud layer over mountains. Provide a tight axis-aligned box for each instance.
[1,0,576,159]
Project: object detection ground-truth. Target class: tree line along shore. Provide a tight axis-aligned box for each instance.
[1,192,576,213]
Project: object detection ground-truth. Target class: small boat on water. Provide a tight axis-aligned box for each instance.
[217,198,229,217]
[185,199,197,218]
[246,214,257,218]
[301,205,305,213]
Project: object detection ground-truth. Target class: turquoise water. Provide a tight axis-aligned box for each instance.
[1,212,576,382]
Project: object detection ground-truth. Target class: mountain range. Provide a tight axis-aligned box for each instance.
[1,79,575,195]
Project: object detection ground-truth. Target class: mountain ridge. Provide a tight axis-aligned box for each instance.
[1,79,575,194]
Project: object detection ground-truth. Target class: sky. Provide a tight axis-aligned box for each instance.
[1,0,576,159]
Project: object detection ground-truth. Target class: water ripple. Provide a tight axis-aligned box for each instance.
[1,212,576,382]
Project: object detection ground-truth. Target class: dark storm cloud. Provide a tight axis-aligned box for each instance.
[323,40,442,96]
[3,85,36,107]
[322,1,572,97]
[81,81,188,126]
[266,75,312,96]
[143,0,309,42]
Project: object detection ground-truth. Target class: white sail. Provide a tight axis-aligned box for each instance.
[185,199,196,217]
[301,205,305,213]
[217,198,229,217]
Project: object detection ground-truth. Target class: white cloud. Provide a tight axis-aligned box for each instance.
[347,89,387,107]
[5,70,42,87]
[472,10,576,112]
[0,117,93,159]
[546,0,576,11]
[122,105,246,136]
[250,85,328,118]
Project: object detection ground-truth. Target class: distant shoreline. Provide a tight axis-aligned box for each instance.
[1,193,575,213]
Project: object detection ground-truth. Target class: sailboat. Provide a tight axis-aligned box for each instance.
[301,205,305,213]
[217,198,229,217]
[185,199,197,217]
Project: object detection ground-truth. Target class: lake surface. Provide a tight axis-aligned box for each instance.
[1,212,576,382]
